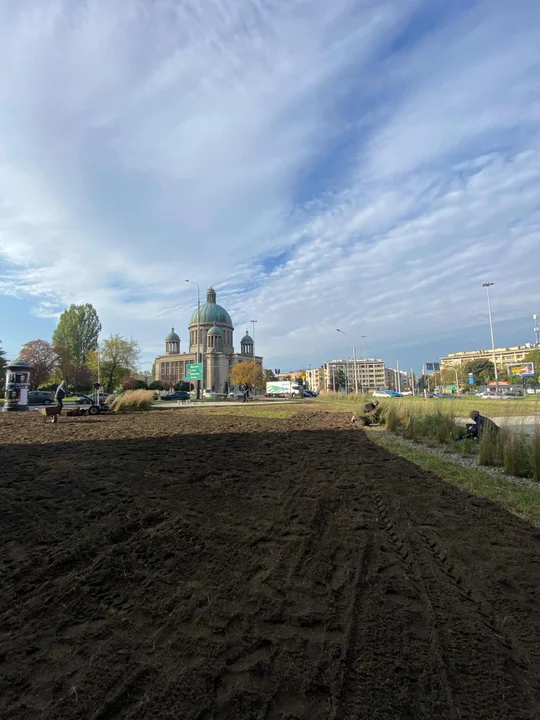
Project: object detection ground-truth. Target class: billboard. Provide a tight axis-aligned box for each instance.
[507,362,535,378]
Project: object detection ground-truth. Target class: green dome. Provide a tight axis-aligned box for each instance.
[165,327,180,342]
[189,288,232,326]
[207,325,223,335]
[242,333,253,343]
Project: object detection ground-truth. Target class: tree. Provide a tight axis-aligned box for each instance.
[229,361,264,390]
[0,340,7,392]
[52,304,101,367]
[334,369,346,391]
[463,359,496,386]
[149,380,165,391]
[264,368,276,382]
[98,335,140,393]
[174,381,190,391]
[18,340,58,389]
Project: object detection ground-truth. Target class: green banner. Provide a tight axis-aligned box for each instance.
[186,363,203,381]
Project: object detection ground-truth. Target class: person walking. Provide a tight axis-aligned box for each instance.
[55,380,70,412]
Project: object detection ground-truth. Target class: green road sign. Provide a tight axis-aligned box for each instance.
[186,363,203,381]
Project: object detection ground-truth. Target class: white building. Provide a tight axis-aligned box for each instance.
[384,367,410,392]
[319,358,385,392]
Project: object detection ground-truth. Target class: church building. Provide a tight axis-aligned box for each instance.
[154,287,263,392]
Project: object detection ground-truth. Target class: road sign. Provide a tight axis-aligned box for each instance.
[186,363,203,381]
[507,362,535,378]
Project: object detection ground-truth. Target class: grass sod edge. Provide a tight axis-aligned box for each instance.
[369,429,540,528]
[315,393,540,417]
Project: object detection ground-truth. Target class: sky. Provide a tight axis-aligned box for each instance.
[1,0,539,373]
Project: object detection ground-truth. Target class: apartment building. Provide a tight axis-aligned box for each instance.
[321,358,385,392]
[305,367,323,392]
[441,343,539,369]
[385,367,410,391]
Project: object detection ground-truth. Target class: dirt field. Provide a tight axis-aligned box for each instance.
[1,409,540,719]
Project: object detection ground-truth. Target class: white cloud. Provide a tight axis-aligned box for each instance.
[0,0,539,369]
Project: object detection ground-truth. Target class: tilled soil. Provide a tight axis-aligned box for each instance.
[1,409,540,719]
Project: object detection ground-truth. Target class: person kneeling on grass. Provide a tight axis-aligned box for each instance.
[358,399,381,426]
[462,410,500,440]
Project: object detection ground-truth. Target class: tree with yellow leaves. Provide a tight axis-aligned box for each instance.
[229,361,264,390]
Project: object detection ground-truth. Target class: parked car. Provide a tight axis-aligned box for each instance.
[28,391,54,405]
[76,393,110,405]
[373,390,402,398]
[161,391,190,401]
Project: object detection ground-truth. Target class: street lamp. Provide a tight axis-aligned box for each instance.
[336,329,350,394]
[534,314,539,345]
[185,279,201,399]
[250,319,257,396]
[482,282,499,394]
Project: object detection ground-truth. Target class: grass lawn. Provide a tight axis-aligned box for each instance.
[315,393,540,417]
[369,429,540,527]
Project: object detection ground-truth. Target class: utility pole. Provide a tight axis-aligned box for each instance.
[185,279,201,399]
[352,344,359,394]
[534,314,539,345]
[396,360,401,393]
[482,282,499,395]
[336,329,350,394]
[250,319,257,397]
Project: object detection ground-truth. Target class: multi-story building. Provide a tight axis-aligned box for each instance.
[321,358,385,392]
[441,344,539,370]
[305,367,322,392]
[274,370,305,381]
[385,367,410,391]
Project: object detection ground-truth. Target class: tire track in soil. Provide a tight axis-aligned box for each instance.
[337,482,459,720]
[362,478,538,720]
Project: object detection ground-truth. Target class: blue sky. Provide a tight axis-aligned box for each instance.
[1,0,539,372]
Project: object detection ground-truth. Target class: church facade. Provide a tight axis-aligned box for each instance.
[154,287,263,392]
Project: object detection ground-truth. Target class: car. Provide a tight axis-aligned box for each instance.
[373,390,402,398]
[28,391,54,405]
[76,393,110,405]
[161,391,190,401]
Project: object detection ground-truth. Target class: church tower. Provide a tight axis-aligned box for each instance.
[164,328,180,355]
[241,331,254,356]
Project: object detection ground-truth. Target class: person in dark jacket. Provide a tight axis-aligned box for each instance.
[465,410,499,439]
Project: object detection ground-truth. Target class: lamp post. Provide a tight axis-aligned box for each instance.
[534,314,540,345]
[482,282,499,394]
[336,329,350,394]
[250,319,257,396]
[185,279,201,399]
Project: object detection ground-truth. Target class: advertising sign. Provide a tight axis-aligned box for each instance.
[507,362,535,378]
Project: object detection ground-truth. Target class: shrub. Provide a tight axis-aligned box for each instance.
[532,426,540,482]
[478,428,503,467]
[110,389,154,412]
[384,404,401,432]
[501,427,532,478]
